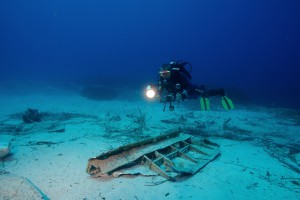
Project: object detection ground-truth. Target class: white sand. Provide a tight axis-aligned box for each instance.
[0,83,299,199]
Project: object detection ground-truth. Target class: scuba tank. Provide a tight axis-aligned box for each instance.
[169,60,192,80]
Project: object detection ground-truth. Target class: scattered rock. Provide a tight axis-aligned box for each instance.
[23,108,42,123]
[0,140,11,159]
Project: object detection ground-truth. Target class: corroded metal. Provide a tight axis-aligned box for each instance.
[86,130,220,180]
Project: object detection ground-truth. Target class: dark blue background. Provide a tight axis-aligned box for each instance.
[1,0,299,108]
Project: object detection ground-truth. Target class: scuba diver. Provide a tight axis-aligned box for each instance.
[146,60,234,111]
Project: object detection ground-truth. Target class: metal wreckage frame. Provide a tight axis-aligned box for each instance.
[86,129,220,181]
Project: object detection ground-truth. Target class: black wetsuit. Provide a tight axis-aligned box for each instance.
[157,62,225,100]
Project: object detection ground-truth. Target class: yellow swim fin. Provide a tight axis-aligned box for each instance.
[200,97,210,111]
[221,96,234,110]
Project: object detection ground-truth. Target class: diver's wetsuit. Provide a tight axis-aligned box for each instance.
[157,62,225,100]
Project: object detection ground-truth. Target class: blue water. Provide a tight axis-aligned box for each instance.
[0,0,300,108]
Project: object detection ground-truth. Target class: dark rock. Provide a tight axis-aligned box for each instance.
[22,108,42,123]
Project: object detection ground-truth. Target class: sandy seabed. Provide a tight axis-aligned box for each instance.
[0,83,299,200]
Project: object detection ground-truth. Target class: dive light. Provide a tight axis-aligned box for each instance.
[146,85,156,99]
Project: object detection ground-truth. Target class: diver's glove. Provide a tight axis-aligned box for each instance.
[176,93,183,101]
[175,90,188,101]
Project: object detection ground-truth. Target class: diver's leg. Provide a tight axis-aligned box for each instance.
[206,88,226,97]
[205,88,234,110]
